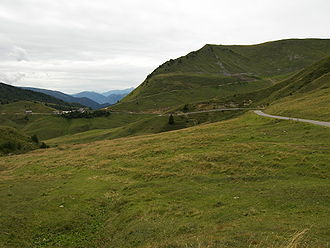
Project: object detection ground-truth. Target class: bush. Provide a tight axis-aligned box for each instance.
[183,104,189,112]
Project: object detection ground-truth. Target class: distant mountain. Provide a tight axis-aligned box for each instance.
[102,87,135,97]
[72,91,108,104]
[22,87,108,110]
[73,88,134,104]
[106,94,128,104]
[0,82,81,110]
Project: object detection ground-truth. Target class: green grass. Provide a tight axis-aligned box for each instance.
[0,112,329,247]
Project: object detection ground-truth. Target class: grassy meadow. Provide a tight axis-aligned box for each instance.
[0,112,329,247]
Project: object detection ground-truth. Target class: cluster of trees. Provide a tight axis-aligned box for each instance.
[61,110,111,119]
[0,141,23,152]
[0,134,49,155]
[45,103,81,111]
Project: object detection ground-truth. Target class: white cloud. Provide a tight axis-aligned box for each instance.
[0,72,25,84]
[0,0,329,93]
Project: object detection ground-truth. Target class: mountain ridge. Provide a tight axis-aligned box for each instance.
[0,82,82,110]
[112,38,330,113]
[21,87,108,110]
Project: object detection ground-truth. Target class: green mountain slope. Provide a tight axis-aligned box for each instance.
[182,55,330,120]
[1,112,329,247]
[113,39,330,112]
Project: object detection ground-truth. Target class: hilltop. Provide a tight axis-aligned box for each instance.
[112,39,330,112]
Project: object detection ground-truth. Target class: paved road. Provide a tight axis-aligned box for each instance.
[254,110,330,127]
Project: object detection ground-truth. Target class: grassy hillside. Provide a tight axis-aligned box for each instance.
[0,112,329,247]
[150,39,330,77]
[113,73,271,113]
[46,110,243,146]
[113,39,330,112]
[265,69,330,121]
[0,111,155,140]
[0,100,243,143]
[181,56,330,120]
[265,86,330,121]
[0,126,38,155]
[0,101,55,114]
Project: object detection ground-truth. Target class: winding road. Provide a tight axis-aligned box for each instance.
[254,110,330,127]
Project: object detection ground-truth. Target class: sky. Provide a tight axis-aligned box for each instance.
[0,0,329,94]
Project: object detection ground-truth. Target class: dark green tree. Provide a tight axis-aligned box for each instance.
[31,134,39,144]
[183,104,189,112]
[168,114,174,125]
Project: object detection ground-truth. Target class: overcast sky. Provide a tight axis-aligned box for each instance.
[0,0,329,93]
